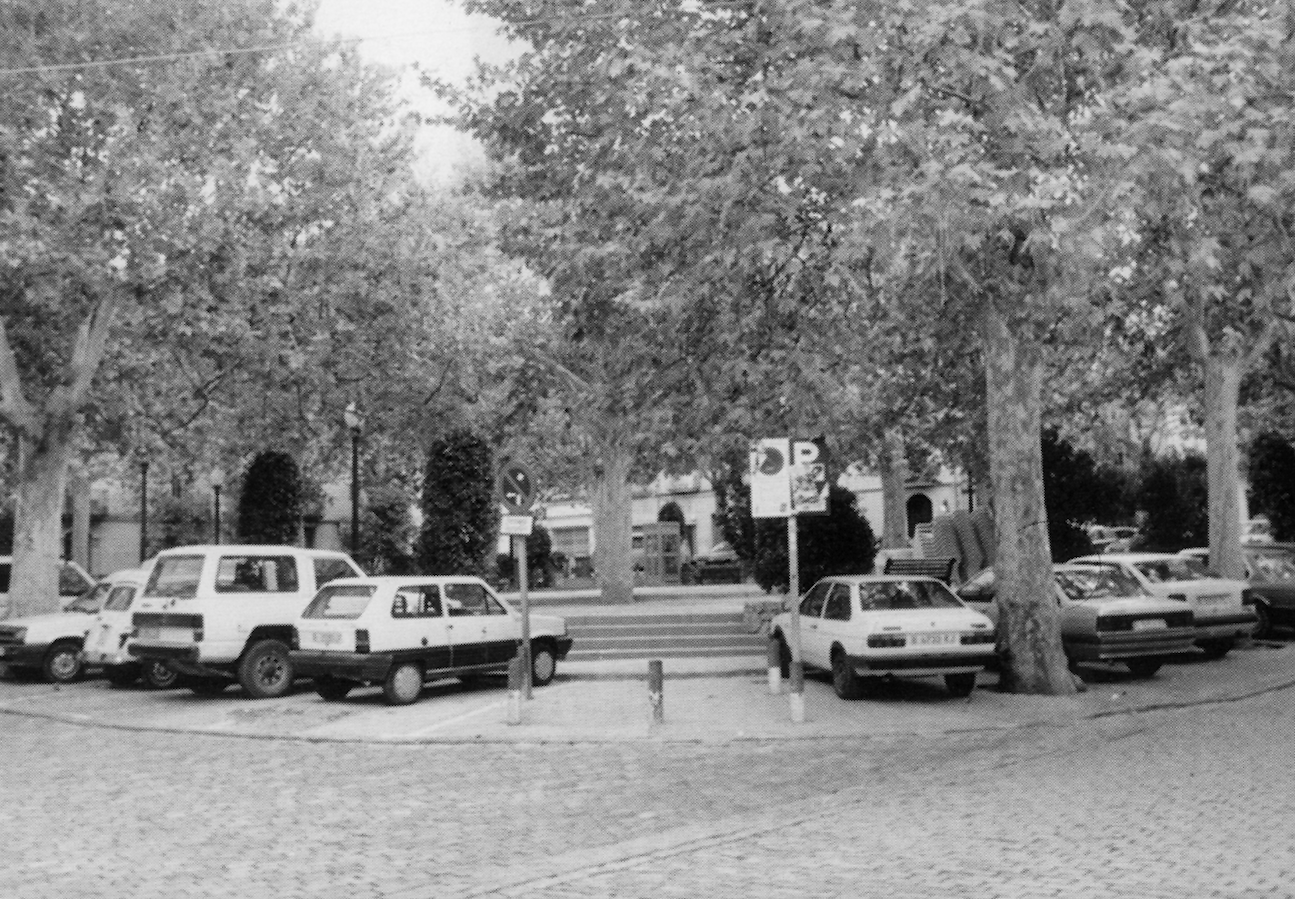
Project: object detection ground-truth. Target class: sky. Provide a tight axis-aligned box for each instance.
[311,0,519,182]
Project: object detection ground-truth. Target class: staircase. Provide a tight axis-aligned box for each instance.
[563,610,767,662]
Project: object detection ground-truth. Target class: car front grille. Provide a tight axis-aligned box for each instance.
[0,627,24,646]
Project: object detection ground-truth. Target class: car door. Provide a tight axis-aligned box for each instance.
[819,582,854,659]
[443,581,490,668]
[394,585,453,673]
[797,581,832,669]
[479,587,520,666]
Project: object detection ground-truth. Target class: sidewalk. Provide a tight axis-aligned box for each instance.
[2,639,1291,746]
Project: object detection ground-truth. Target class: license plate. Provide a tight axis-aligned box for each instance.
[311,631,342,646]
[138,627,160,640]
[910,632,957,646]
[1132,619,1167,631]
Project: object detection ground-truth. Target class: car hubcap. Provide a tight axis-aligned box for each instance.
[51,652,77,680]
[534,651,555,682]
[258,652,286,686]
[394,666,419,697]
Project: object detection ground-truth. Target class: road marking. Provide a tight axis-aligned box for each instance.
[399,699,508,737]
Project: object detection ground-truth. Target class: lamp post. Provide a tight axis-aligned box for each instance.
[139,459,149,562]
[343,402,363,556]
[210,468,226,544]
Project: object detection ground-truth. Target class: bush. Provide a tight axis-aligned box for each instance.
[1041,428,1130,561]
[494,524,555,588]
[1134,454,1208,552]
[158,494,212,551]
[417,430,496,577]
[1249,432,1295,542]
[236,451,303,545]
[360,484,417,574]
[753,486,876,593]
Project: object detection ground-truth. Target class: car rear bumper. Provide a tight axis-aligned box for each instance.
[844,650,993,676]
[291,650,393,683]
[128,642,234,679]
[1194,613,1257,641]
[0,642,50,667]
[1066,629,1197,662]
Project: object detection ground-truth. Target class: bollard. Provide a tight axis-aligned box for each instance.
[767,637,782,695]
[506,654,523,725]
[647,659,664,725]
[788,659,805,724]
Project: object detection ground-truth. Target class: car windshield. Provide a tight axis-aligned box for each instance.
[1131,558,1204,583]
[145,555,204,598]
[302,584,376,619]
[1055,568,1148,600]
[859,580,963,611]
[103,584,137,612]
[65,584,109,613]
[1247,549,1295,582]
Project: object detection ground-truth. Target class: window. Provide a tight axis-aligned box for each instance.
[303,584,376,620]
[823,584,852,621]
[104,586,137,612]
[59,564,94,596]
[215,556,300,593]
[315,557,361,587]
[393,585,442,618]
[146,555,204,599]
[859,580,962,611]
[799,581,831,618]
[445,582,491,616]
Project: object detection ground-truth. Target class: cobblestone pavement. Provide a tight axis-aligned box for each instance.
[2,677,1294,899]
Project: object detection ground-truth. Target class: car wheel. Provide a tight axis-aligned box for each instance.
[314,676,353,702]
[43,642,83,684]
[187,677,229,696]
[104,664,140,688]
[777,634,791,679]
[238,639,294,699]
[1253,602,1272,640]
[531,641,557,687]
[831,651,863,700]
[144,661,179,690]
[1125,659,1161,678]
[944,671,977,698]
[1199,639,1233,660]
[383,662,423,705]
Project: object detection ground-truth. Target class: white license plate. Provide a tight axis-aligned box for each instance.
[910,632,957,646]
[311,631,342,646]
[138,627,160,640]
[1132,619,1167,631]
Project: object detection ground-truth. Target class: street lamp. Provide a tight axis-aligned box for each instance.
[210,468,226,544]
[139,458,149,562]
[343,402,363,556]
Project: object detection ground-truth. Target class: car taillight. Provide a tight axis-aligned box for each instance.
[355,629,370,653]
[290,628,300,650]
[1242,589,1255,607]
[867,634,906,648]
[1167,593,1188,603]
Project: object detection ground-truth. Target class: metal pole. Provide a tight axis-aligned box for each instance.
[648,659,664,724]
[515,535,532,699]
[350,427,360,556]
[787,514,805,723]
[139,460,149,563]
[213,486,222,544]
[506,654,522,725]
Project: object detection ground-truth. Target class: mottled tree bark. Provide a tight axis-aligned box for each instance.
[591,441,634,604]
[1203,354,1244,580]
[982,303,1075,694]
[9,429,74,619]
[70,464,92,573]
[879,428,909,550]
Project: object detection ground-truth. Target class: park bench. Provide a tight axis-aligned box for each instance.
[881,556,957,583]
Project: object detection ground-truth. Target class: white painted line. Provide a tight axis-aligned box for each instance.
[398,699,507,737]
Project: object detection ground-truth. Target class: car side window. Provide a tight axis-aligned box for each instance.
[59,564,93,596]
[823,584,851,621]
[315,558,360,588]
[104,585,137,612]
[445,582,489,616]
[799,581,831,618]
[215,556,300,593]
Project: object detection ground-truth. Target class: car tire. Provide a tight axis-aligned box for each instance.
[531,641,557,687]
[383,662,423,705]
[944,671,977,698]
[1253,602,1272,640]
[144,661,180,690]
[314,676,353,702]
[1125,659,1161,678]
[187,676,229,696]
[104,664,140,688]
[43,641,83,684]
[831,651,863,700]
[238,639,294,699]
[1199,639,1233,660]
[777,634,791,680]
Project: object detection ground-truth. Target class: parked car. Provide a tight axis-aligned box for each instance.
[0,556,96,620]
[78,567,177,688]
[1244,517,1275,544]
[769,575,997,700]
[1179,543,1295,638]
[0,567,120,683]
[956,564,1197,677]
[290,576,574,705]
[680,541,744,585]
[1068,553,1255,657]
[127,545,364,698]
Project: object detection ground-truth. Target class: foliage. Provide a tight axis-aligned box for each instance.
[495,524,555,589]
[156,494,212,553]
[1248,433,1295,542]
[1041,429,1131,562]
[418,430,496,577]
[359,484,417,575]
[711,442,756,564]
[235,451,303,545]
[752,486,876,595]
[1133,455,1209,553]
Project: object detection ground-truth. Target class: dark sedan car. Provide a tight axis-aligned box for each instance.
[680,542,744,585]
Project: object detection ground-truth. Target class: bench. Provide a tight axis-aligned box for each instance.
[882,556,956,582]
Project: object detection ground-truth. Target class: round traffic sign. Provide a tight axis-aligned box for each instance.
[498,461,535,513]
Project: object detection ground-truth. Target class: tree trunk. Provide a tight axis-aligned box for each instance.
[982,303,1075,695]
[879,428,909,550]
[70,464,91,573]
[7,426,75,619]
[592,441,634,604]
[1203,354,1244,579]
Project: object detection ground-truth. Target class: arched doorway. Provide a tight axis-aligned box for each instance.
[906,493,933,538]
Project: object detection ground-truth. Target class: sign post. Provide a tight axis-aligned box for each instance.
[498,460,536,699]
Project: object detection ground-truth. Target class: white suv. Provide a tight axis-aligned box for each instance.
[290,576,574,704]
[126,545,364,698]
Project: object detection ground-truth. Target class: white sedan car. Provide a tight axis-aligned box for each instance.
[769,575,996,699]
[1068,553,1256,658]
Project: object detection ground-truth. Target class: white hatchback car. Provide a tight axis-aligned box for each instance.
[80,568,178,689]
[769,575,997,699]
[1069,553,1256,657]
[290,576,574,705]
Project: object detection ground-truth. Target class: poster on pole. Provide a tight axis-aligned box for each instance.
[789,438,830,515]
[749,438,791,518]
